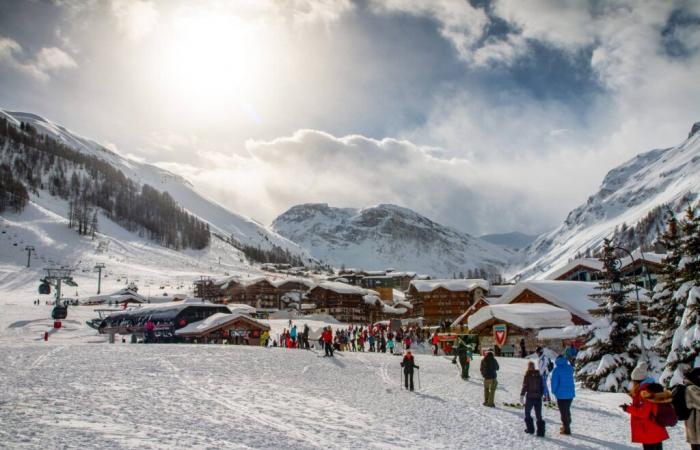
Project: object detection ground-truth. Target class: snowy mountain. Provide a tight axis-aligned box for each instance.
[514,121,700,280]
[479,231,539,250]
[0,109,313,274]
[271,203,512,277]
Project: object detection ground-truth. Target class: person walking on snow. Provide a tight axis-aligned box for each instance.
[521,360,546,437]
[536,347,552,401]
[290,325,298,347]
[453,337,472,380]
[431,333,440,356]
[622,362,671,450]
[564,343,578,366]
[302,324,310,350]
[322,327,334,357]
[550,355,575,435]
[681,368,700,449]
[480,351,499,407]
[401,350,419,391]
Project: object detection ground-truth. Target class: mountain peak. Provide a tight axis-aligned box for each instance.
[690,122,700,138]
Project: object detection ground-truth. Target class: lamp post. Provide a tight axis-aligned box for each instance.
[94,263,106,294]
[610,246,647,361]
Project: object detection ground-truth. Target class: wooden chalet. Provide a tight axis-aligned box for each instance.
[174,312,270,345]
[495,280,599,325]
[467,303,575,354]
[406,279,489,326]
[307,281,385,324]
[546,253,665,289]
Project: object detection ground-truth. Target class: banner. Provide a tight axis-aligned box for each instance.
[493,324,507,347]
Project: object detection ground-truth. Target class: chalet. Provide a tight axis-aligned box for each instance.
[467,303,576,354]
[174,312,270,345]
[495,280,599,325]
[406,279,489,326]
[546,252,665,289]
[306,281,406,324]
[227,278,279,310]
[82,287,146,306]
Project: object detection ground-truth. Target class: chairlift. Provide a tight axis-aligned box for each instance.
[38,282,51,295]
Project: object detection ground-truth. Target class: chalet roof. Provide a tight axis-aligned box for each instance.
[495,280,599,323]
[270,277,316,289]
[409,279,489,293]
[175,312,269,336]
[468,303,574,331]
[83,287,146,304]
[450,297,493,327]
[545,258,604,280]
[103,299,229,322]
[314,281,375,296]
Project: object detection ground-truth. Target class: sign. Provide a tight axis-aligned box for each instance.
[493,324,507,347]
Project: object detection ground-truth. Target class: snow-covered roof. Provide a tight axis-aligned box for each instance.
[270,277,316,289]
[450,298,493,328]
[537,325,590,340]
[495,280,599,323]
[315,281,374,295]
[468,303,574,331]
[545,258,604,280]
[175,312,269,336]
[392,289,406,302]
[83,287,146,304]
[485,285,513,297]
[409,279,489,293]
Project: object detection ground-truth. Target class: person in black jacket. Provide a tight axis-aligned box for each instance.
[521,361,546,437]
[401,350,420,391]
[480,351,499,407]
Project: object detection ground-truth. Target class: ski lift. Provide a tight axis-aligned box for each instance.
[64,277,78,287]
[52,304,68,320]
[38,281,51,295]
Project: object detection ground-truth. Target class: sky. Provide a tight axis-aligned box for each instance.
[1,0,699,236]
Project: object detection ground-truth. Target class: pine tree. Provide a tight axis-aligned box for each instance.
[575,239,640,392]
[661,205,700,385]
[649,209,684,360]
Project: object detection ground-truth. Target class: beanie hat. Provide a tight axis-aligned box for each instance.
[631,361,648,382]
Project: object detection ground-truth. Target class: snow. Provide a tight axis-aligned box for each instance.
[315,281,374,295]
[495,280,600,323]
[0,276,691,449]
[409,278,489,293]
[514,125,700,280]
[545,258,604,280]
[272,203,512,278]
[468,303,574,331]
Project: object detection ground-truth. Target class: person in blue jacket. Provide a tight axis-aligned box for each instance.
[550,355,576,435]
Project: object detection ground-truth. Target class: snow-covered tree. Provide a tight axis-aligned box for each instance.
[649,210,684,358]
[576,239,640,392]
[661,205,700,385]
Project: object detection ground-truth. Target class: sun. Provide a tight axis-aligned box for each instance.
[155,10,275,117]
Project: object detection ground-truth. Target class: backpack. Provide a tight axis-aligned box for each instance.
[672,384,692,421]
[653,402,679,427]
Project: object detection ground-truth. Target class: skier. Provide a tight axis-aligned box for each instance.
[550,355,575,435]
[621,362,671,450]
[480,351,499,407]
[401,350,419,391]
[431,332,440,356]
[322,327,334,357]
[681,368,700,449]
[144,318,155,343]
[260,330,270,347]
[520,338,527,358]
[521,360,546,437]
[290,325,298,347]
[403,335,412,351]
[302,324,310,350]
[536,347,552,401]
[453,337,472,380]
[387,337,395,354]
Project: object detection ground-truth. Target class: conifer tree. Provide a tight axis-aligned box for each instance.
[576,239,640,392]
[662,205,700,385]
[649,209,684,359]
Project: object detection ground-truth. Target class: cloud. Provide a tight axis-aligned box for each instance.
[0,36,76,81]
[153,128,557,235]
[111,0,159,41]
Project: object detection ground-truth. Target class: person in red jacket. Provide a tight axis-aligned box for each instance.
[431,333,440,356]
[401,350,419,391]
[322,327,334,357]
[622,362,670,450]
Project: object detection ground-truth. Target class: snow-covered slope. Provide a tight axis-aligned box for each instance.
[514,122,700,280]
[272,203,512,277]
[0,109,312,263]
[480,231,539,250]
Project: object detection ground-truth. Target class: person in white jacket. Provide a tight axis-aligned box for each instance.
[684,368,700,450]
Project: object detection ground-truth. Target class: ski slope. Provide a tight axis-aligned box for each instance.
[0,294,688,449]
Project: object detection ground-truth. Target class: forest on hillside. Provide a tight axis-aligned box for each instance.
[0,116,210,250]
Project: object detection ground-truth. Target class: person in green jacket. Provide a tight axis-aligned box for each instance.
[480,351,500,407]
[453,336,473,380]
